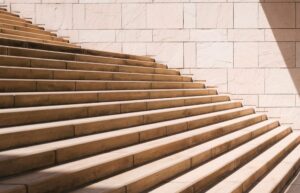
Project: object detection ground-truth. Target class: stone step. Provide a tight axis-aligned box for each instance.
[250,143,300,193]
[0,10,20,17]
[207,132,300,193]
[0,17,42,30]
[0,106,253,151]
[0,33,74,48]
[0,12,32,24]
[0,23,56,36]
[0,27,68,42]
[0,95,229,127]
[149,126,294,193]
[0,55,178,76]
[0,79,204,92]
[0,113,267,178]
[0,38,155,62]
[0,88,217,108]
[0,117,281,193]
[0,46,165,68]
[73,119,279,193]
[0,66,191,82]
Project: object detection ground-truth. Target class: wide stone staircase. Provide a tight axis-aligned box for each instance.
[0,7,299,193]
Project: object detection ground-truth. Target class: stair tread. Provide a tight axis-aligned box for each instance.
[0,95,227,112]
[249,143,300,193]
[72,119,277,193]
[0,118,273,190]
[0,121,286,193]
[0,65,189,82]
[0,55,177,75]
[207,132,300,193]
[149,126,293,193]
[0,45,164,69]
[0,113,267,168]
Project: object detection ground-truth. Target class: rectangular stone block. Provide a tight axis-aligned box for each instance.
[265,29,300,42]
[191,69,228,92]
[122,4,146,29]
[190,29,227,41]
[259,95,295,107]
[197,42,233,68]
[184,43,196,68]
[153,30,189,42]
[147,4,183,29]
[78,30,115,42]
[36,4,73,30]
[123,43,147,55]
[234,42,258,68]
[73,4,121,29]
[258,3,295,28]
[184,3,196,28]
[228,69,264,94]
[265,69,300,94]
[234,3,258,28]
[147,43,183,68]
[259,42,295,68]
[196,3,233,28]
[228,29,264,42]
[231,95,258,106]
[11,4,36,21]
[116,30,152,42]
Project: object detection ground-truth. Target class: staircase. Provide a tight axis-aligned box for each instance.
[0,7,299,193]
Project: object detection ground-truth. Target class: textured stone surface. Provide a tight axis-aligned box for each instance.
[3,0,300,128]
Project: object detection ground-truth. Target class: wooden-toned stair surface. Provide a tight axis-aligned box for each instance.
[0,7,299,193]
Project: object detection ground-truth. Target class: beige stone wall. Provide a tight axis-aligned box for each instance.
[2,0,300,128]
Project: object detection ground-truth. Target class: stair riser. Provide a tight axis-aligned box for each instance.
[0,18,43,30]
[0,89,217,108]
[182,129,293,193]
[0,33,72,47]
[0,56,177,77]
[0,46,165,68]
[0,55,179,75]
[0,39,155,63]
[0,96,229,127]
[0,114,267,178]
[0,107,252,154]
[0,28,67,42]
[111,121,280,193]
[0,23,54,36]
[0,79,204,92]
[0,67,191,82]
[0,121,281,193]
[234,137,300,193]
[0,14,32,23]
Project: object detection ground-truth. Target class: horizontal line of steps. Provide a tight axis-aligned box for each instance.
[0,106,253,152]
[0,66,190,82]
[0,13,32,23]
[73,119,279,193]
[0,79,204,92]
[0,27,67,42]
[149,126,295,193]
[0,37,154,62]
[0,23,55,36]
[0,112,266,178]
[0,95,229,127]
[0,88,217,108]
[0,33,74,48]
[250,143,300,193]
[0,55,177,75]
[0,119,285,193]
[207,132,300,193]
[0,45,165,68]
[0,17,43,30]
